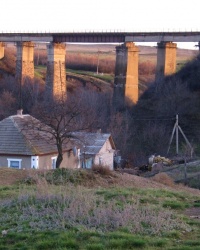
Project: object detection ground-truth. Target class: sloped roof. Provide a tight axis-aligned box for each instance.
[0,114,116,157]
[0,114,63,156]
[71,131,116,155]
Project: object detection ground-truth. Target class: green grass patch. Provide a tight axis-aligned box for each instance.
[163,200,188,210]
[85,243,104,250]
[149,238,168,247]
[0,226,199,250]
[0,177,200,250]
[194,202,200,207]
[95,188,133,200]
[0,185,20,199]
[107,237,146,249]
[184,240,200,246]
[67,69,114,83]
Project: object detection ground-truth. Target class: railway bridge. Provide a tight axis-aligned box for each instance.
[0,31,200,104]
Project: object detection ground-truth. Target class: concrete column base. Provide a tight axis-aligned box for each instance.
[15,42,34,84]
[0,42,5,59]
[113,42,139,109]
[156,42,177,79]
[46,42,66,100]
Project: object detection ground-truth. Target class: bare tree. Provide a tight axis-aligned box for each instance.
[0,90,16,120]
[30,90,98,168]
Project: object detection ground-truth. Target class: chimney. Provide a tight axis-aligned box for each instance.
[97,128,101,133]
[17,109,23,116]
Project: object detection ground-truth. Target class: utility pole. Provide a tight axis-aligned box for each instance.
[167,114,193,158]
[96,50,100,74]
[37,44,39,66]
[184,157,187,185]
[176,114,179,155]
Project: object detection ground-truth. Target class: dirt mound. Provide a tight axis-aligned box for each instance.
[110,172,200,195]
[0,168,29,185]
[0,168,199,196]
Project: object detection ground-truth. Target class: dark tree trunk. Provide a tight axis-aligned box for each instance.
[56,139,63,168]
[56,152,63,168]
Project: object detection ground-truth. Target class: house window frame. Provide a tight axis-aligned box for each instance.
[7,158,22,169]
[51,156,57,169]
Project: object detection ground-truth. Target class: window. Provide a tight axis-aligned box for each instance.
[51,157,57,169]
[7,159,22,169]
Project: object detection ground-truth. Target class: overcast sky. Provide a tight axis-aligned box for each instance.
[1,0,199,49]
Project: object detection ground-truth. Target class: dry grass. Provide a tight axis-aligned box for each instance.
[0,168,28,185]
[151,173,175,187]
[91,164,113,176]
[0,167,200,196]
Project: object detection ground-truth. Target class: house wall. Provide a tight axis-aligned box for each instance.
[61,150,80,169]
[0,155,31,169]
[94,139,114,170]
[38,150,79,170]
[0,150,79,170]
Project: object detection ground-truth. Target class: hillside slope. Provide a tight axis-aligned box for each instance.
[0,168,199,196]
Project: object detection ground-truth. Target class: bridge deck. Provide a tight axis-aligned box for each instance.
[0,32,200,43]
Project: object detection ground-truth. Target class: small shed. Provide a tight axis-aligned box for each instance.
[71,131,116,170]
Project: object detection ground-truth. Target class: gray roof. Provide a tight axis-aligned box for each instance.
[0,114,62,156]
[0,114,115,157]
[71,131,116,155]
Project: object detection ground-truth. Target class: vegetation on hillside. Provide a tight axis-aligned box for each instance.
[0,168,199,249]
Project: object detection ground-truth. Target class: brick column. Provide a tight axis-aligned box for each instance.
[156,42,177,79]
[16,42,34,84]
[113,42,139,108]
[46,42,66,99]
[0,42,5,59]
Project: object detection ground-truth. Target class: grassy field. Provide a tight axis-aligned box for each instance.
[0,168,200,250]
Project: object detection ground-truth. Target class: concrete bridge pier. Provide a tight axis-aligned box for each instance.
[16,41,34,84]
[156,41,177,79]
[113,42,139,108]
[46,42,67,99]
[0,42,5,59]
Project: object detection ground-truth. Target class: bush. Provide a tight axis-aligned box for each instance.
[44,168,89,185]
[151,173,175,187]
[91,165,113,176]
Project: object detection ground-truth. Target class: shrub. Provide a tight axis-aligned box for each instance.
[151,173,175,187]
[44,168,89,185]
[91,165,113,176]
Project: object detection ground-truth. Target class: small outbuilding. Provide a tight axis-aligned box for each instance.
[71,131,116,170]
